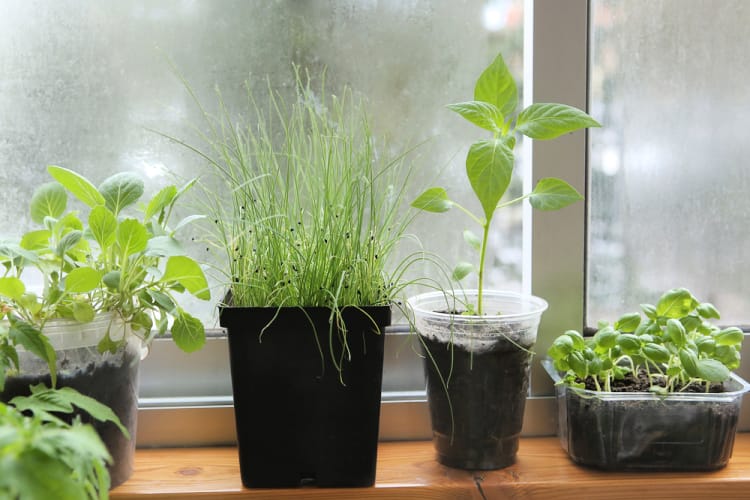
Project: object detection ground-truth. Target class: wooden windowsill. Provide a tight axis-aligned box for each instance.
[111,433,750,499]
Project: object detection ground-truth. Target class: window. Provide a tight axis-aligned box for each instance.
[1,0,528,444]
[7,1,746,444]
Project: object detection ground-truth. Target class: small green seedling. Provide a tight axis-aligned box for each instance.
[548,287,743,393]
[411,53,600,314]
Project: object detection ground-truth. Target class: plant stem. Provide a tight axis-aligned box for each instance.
[477,220,491,315]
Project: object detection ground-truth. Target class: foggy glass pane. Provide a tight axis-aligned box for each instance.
[0,1,523,325]
[588,1,750,325]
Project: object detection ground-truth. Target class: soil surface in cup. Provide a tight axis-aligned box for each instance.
[421,335,533,470]
[1,349,140,488]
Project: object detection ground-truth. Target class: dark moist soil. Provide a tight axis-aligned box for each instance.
[421,333,532,470]
[579,369,726,393]
[1,350,140,488]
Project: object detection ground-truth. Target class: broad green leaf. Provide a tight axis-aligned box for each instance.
[8,321,57,387]
[20,230,51,251]
[666,318,687,347]
[72,301,95,323]
[55,230,82,258]
[643,343,670,364]
[102,271,120,290]
[473,52,518,118]
[14,385,128,437]
[516,103,601,140]
[451,261,475,281]
[64,267,100,293]
[695,336,716,355]
[47,165,105,207]
[679,348,699,378]
[171,311,206,352]
[550,335,574,357]
[446,101,504,133]
[161,256,210,300]
[147,290,176,313]
[463,230,482,251]
[528,178,583,211]
[715,345,741,370]
[411,187,453,213]
[98,172,144,215]
[466,138,514,221]
[88,205,117,248]
[614,312,641,333]
[695,358,730,382]
[144,185,177,220]
[616,333,641,355]
[697,302,721,320]
[116,219,149,257]
[640,303,658,320]
[30,182,67,224]
[656,288,698,318]
[146,236,184,257]
[0,449,88,500]
[564,330,586,350]
[0,242,39,264]
[0,277,25,300]
[715,327,744,346]
[594,326,618,349]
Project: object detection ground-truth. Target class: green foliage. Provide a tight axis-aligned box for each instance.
[0,386,123,500]
[411,52,600,314]
[548,288,743,393]
[176,69,417,310]
[0,167,210,387]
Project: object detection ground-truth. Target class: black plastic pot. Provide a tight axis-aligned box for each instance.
[220,305,390,488]
[543,358,750,470]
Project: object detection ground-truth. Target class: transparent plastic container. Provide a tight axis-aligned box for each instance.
[1,313,144,487]
[543,358,750,471]
[408,290,548,470]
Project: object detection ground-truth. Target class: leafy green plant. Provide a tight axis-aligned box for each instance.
[0,384,127,500]
[170,69,418,312]
[411,53,600,314]
[548,287,743,393]
[0,166,210,389]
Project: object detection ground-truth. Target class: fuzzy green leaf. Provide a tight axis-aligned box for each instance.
[64,267,101,293]
[463,230,482,251]
[411,187,453,213]
[715,327,744,347]
[446,101,504,133]
[614,312,641,333]
[451,261,475,281]
[161,256,210,300]
[116,219,149,257]
[473,52,518,118]
[528,178,583,211]
[12,385,128,437]
[144,185,177,220]
[466,138,514,221]
[146,236,185,257]
[656,288,698,318]
[30,182,67,224]
[516,103,601,140]
[8,322,57,387]
[171,311,206,353]
[88,205,117,248]
[47,165,105,208]
[0,277,25,300]
[98,172,144,215]
[696,358,730,382]
[20,230,51,251]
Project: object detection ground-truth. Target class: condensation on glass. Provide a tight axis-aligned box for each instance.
[0,1,525,325]
[588,0,750,326]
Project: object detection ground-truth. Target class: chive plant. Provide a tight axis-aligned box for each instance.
[175,69,419,314]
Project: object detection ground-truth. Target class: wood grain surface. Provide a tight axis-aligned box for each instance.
[111,434,750,499]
